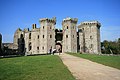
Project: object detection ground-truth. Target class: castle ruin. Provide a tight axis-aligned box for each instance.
[13,17,101,55]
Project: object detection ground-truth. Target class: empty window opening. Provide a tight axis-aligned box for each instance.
[67,26,68,29]
[38,35,39,39]
[43,26,44,29]
[42,46,44,50]
[66,35,68,38]
[43,35,44,38]
[50,35,52,38]
[50,26,52,29]
[29,33,31,39]
[90,36,92,39]
[37,47,39,50]
[29,42,32,51]
[90,44,93,48]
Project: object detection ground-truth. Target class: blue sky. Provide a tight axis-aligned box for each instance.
[0,0,120,43]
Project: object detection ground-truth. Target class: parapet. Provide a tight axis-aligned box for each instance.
[79,21,101,27]
[24,28,29,32]
[62,17,78,24]
[39,17,56,24]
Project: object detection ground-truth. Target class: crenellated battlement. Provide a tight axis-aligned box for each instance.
[79,21,101,26]
[40,17,56,24]
[62,17,78,24]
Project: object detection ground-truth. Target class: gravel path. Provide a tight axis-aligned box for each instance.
[59,53,120,80]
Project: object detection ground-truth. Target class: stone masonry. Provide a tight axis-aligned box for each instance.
[13,17,101,55]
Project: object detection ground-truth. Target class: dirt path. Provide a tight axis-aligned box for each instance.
[59,53,120,80]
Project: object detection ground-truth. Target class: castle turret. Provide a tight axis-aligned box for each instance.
[39,17,56,53]
[62,17,78,53]
[78,21,101,54]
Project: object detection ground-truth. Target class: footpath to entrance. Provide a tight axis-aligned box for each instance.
[59,53,120,80]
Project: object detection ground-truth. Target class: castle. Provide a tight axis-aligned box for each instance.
[13,17,101,55]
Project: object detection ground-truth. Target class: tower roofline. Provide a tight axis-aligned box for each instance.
[62,17,78,25]
[62,17,78,22]
[78,21,101,28]
[39,17,56,24]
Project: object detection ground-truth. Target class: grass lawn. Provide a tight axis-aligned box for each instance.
[67,53,120,70]
[0,55,75,80]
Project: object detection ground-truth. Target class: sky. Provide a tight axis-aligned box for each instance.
[0,0,120,43]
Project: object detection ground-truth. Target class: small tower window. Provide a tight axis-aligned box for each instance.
[29,33,31,39]
[50,35,52,38]
[82,28,84,30]
[90,44,93,48]
[43,26,44,29]
[42,46,44,50]
[43,35,44,38]
[90,36,92,39]
[73,35,74,38]
[38,35,39,39]
[67,26,68,29]
[66,35,68,38]
[50,26,52,29]
[29,42,32,51]
[37,47,39,50]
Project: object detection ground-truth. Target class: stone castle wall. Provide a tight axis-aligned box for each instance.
[62,18,78,53]
[13,17,101,55]
[78,21,101,54]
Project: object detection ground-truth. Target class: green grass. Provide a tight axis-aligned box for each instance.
[67,53,120,70]
[0,55,75,80]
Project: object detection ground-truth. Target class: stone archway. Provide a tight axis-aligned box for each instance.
[56,43,62,53]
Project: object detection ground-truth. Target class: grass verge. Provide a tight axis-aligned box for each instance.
[67,53,120,70]
[0,55,75,80]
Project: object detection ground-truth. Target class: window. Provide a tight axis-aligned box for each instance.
[38,35,39,39]
[37,47,39,50]
[29,42,32,51]
[90,44,93,48]
[73,26,74,29]
[50,35,52,38]
[42,46,44,50]
[66,35,68,38]
[50,26,52,29]
[73,35,74,38]
[29,33,31,39]
[82,28,84,30]
[67,26,68,29]
[43,26,44,29]
[90,36,92,39]
[43,35,44,38]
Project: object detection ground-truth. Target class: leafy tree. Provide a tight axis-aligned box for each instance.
[101,38,120,54]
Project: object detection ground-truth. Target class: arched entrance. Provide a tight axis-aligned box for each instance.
[56,43,62,53]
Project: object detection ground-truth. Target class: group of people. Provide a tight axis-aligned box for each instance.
[49,47,61,55]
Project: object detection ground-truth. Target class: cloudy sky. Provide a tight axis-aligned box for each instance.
[0,0,120,43]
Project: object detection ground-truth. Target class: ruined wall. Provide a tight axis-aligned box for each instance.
[13,17,101,55]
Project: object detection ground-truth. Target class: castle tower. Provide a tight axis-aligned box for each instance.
[39,17,56,53]
[62,17,78,53]
[78,21,101,54]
